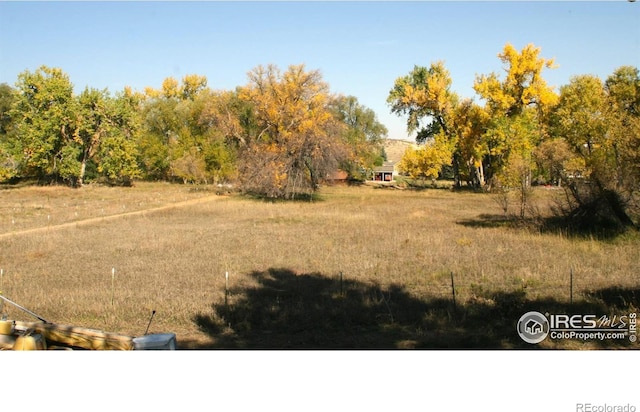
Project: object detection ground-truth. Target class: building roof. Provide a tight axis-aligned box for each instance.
[373,161,396,173]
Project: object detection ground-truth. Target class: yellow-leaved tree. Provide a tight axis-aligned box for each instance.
[474,43,558,118]
[398,133,454,184]
[238,64,347,199]
[450,99,491,187]
[387,61,462,185]
[550,68,640,229]
[474,43,558,215]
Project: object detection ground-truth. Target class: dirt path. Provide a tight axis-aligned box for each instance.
[0,194,222,241]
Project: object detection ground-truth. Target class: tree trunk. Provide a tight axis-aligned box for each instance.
[603,189,635,228]
[78,149,89,187]
[452,153,462,189]
[474,162,485,188]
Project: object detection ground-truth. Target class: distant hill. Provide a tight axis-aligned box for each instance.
[382,139,415,163]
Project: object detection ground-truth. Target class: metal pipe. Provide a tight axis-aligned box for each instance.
[144,310,156,335]
[0,294,49,323]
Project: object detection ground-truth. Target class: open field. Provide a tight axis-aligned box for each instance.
[0,182,638,349]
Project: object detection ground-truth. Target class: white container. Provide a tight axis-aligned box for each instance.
[132,333,177,350]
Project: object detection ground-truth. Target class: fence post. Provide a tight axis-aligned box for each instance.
[570,267,574,305]
[111,267,115,307]
[225,271,229,307]
[450,272,457,313]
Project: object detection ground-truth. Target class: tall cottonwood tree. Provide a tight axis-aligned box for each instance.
[10,66,78,182]
[94,88,143,186]
[473,43,558,215]
[605,66,640,198]
[0,83,17,181]
[76,88,109,185]
[473,43,558,186]
[74,87,142,186]
[140,75,204,181]
[387,62,463,185]
[9,67,141,186]
[139,74,241,184]
[389,43,560,204]
[388,62,495,187]
[474,43,558,118]
[552,69,640,228]
[449,99,490,187]
[329,95,387,180]
[138,88,178,179]
[388,61,456,141]
[238,64,348,199]
[195,89,258,183]
[0,83,14,136]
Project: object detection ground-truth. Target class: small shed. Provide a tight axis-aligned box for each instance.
[372,162,396,182]
[324,169,349,185]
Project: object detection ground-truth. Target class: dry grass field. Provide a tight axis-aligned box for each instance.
[0,181,638,349]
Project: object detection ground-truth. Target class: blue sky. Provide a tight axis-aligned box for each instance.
[1,1,639,140]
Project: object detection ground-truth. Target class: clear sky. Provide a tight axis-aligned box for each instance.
[1,1,639,141]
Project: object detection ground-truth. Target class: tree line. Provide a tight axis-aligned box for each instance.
[0,64,387,198]
[1,43,638,229]
[388,43,639,229]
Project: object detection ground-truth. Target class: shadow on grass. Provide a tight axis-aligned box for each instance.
[395,179,459,192]
[241,192,325,203]
[185,268,639,350]
[457,213,637,240]
[456,213,516,229]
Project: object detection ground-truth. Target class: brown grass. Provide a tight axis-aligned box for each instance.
[0,182,638,349]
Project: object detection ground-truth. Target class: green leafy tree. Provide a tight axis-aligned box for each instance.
[96,88,143,185]
[167,94,209,183]
[139,77,194,180]
[55,86,143,186]
[0,83,14,136]
[605,66,640,116]
[604,66,640,197]
[139,74,240,184]
[196,89,250,183]
[138,94,175,180]
[487,110,542,217]
[97,134,141,186]
[75,87,114,185]
[0,83,18,181]
[10,66,77,182]
[551,69,640,229]
[329,95,387,180]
